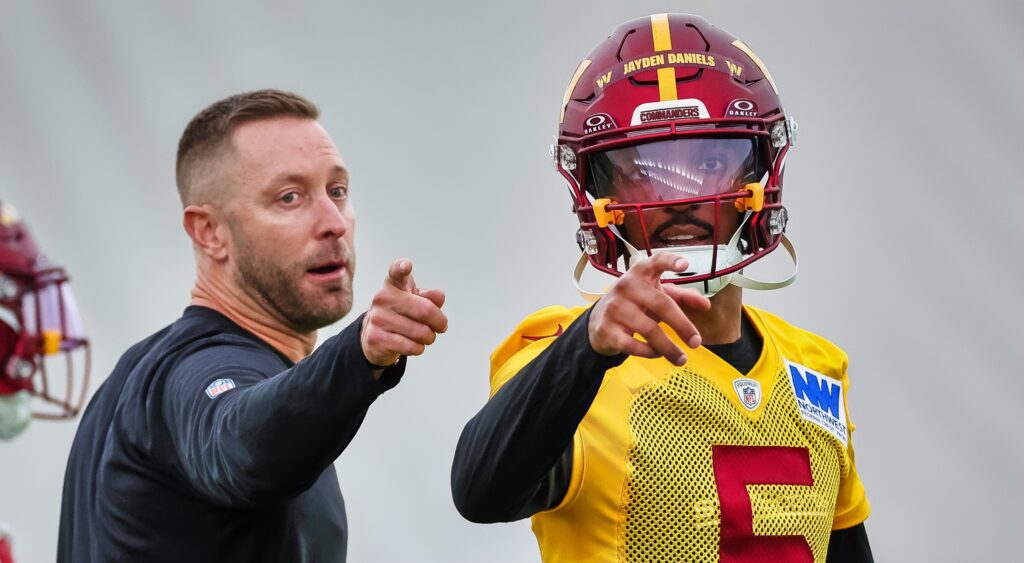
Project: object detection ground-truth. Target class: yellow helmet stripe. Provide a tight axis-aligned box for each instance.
[732,39,779,95]
[651,13,673,51]
[656,67,677,101]
[560,59,592,123]
[651,13,677,101]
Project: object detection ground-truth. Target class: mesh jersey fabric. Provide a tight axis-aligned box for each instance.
[489,305,870,562]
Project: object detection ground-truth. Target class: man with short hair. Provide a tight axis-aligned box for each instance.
[58,89,447,562]
[452,14,873,562]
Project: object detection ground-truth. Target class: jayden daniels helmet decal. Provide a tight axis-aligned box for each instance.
[554,14,798,298]
[0,202,89,438]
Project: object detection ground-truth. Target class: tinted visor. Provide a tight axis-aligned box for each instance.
[589,138,767,203]
[22,280,84,346]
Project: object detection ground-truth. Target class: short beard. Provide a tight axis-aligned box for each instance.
[231,226,354,334]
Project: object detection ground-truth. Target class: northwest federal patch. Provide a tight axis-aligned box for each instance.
[784,360,848,447]
[205,378,236,399]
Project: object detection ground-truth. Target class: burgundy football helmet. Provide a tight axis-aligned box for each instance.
[0,202,89,437]
[555,14,798,297]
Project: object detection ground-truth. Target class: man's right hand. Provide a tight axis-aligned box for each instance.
[361,258,447,368]
[588,253,711,366]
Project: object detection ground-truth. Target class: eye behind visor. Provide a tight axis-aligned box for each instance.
[588,137,767,204]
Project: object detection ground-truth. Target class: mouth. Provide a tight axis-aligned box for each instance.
[306,260,347,281]
[655,224,713,247]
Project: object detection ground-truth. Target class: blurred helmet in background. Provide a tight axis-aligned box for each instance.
[0,201,89,439]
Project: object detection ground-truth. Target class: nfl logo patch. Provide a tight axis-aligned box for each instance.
[205,378,236,399]
[732,377,762,411]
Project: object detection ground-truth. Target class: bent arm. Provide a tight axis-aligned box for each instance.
[827,523,874,563]
[451,309,624,522]
[163,314,404,507]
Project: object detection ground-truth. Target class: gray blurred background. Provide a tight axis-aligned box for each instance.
[1,0,1021,561]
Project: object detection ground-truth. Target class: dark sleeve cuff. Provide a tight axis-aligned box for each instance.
[566,306,629,372]
[346,312,406,393]
[374,355,406,391]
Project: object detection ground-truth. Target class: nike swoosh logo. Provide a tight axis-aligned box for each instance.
[522,324,564,341]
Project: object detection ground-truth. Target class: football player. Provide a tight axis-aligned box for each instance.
[452,14,873,562]
[0,201,89,437]
[0,201,90,563]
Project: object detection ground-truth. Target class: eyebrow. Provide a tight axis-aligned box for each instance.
[267,164,349,188]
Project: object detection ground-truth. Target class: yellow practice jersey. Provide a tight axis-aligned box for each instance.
[489,304,870,563]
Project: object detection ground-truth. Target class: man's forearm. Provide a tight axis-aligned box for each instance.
[451,308,624,522]
[174,314,404,506]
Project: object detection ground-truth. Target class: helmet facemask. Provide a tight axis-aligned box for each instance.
[587,136,767,295]
[13,269,90,419]
[0,260,90,432]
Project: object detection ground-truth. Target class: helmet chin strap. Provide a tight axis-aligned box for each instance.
[572,228,799,301]
[730,234,798,291]
[573,253,605,303]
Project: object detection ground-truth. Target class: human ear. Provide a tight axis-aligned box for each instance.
[183,204,229,262]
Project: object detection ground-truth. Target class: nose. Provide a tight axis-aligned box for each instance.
[313,193,348,240]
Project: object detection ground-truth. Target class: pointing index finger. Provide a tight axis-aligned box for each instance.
[632,253,689,280]
[386,258,416,292]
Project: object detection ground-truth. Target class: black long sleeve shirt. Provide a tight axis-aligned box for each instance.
[452,308,873,562]
[58,306,403,563]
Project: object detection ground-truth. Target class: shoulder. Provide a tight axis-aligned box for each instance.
[173,333,282,375]
[115,310,284,398]
[166,307,285,373]
[745,305,849,379]
[489,305,590,389]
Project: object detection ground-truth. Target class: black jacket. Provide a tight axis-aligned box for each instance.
[58,306,403,562]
